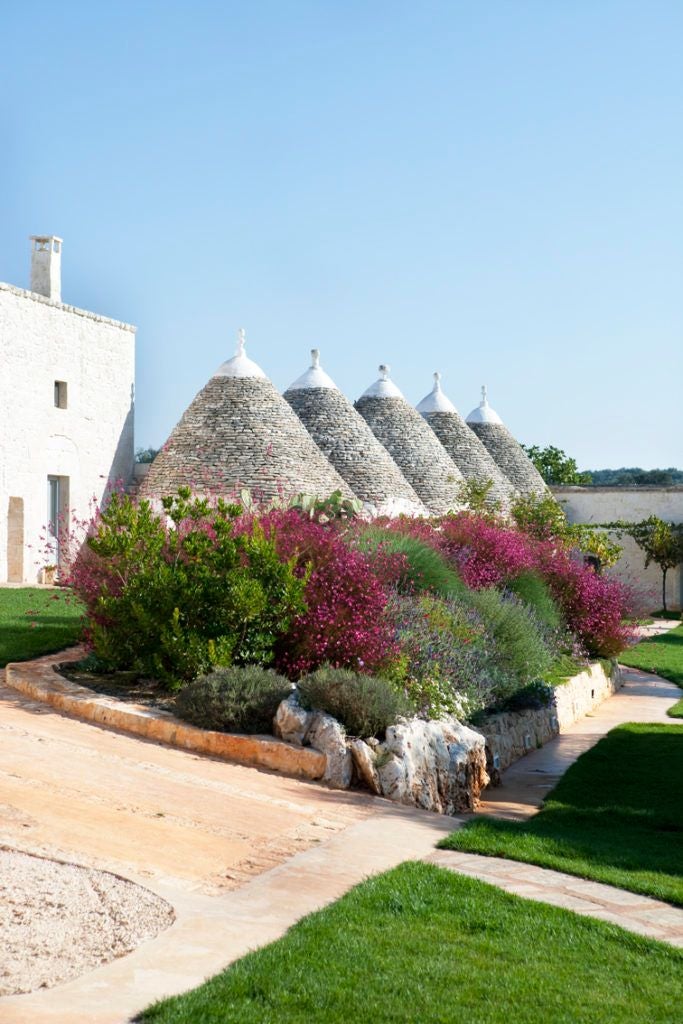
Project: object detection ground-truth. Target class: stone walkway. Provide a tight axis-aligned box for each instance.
[426,850,683,947]
[476,665,682,820]
[0,679,453,1024]
[431,664,683,947]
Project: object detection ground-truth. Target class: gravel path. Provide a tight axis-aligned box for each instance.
[0,847,174,996]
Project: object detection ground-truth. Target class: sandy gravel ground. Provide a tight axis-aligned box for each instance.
[0,847,174,996]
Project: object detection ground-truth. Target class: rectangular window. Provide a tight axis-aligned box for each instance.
[54,380,67,408]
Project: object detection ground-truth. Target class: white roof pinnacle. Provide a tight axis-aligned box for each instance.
[466,384,504,425]
[416,372,458,415]
[213,328,267,379]
[360,364,404,399]
[286,348,338,391]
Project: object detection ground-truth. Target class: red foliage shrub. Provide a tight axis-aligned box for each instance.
[239,510,398,678]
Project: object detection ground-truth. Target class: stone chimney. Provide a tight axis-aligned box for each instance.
[30,235,62,301]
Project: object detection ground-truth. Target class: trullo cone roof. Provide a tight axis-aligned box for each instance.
[140,331,356,503]
[284,350,426,516]
[354,365,465,515]
[416,373,518,511]
[465,387,547,498]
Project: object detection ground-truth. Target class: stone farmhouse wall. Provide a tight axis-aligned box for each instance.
[553,486,683,611]
[0,284,135,583]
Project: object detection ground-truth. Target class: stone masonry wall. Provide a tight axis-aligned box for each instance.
[141,376,355,503]
[479,660,622,776]
[354,395,464,515]
[469,421,546,498]
[285,387,425,515]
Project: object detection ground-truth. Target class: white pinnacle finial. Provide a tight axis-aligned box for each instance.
[311,348,320,368]
[237,327,246,357]
[433,372,442,389]
[379,364,390,381]
[481,384,488,406]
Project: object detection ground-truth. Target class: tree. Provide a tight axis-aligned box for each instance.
[522,445,592,486]
[603,516,683,612]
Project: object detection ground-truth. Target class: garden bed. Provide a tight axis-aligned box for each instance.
[5,650,623,817]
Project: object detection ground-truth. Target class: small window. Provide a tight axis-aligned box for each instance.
[54,380,67,409]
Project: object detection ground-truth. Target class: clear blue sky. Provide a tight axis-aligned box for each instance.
[2,1,681,469]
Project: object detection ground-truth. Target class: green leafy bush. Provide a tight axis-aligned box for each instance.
[175,665,292,733]
[355,527,466,598]
[507,571,562,631]
[469,588,553,701]
[69,489,307,687]
[297,666,414,738]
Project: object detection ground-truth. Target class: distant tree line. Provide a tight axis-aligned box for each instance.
[585,467,683,487]
[523,446,682,488]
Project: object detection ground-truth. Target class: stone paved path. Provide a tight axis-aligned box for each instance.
[426,850,683,947]
[476,665,682,820]
[431,664,683,947]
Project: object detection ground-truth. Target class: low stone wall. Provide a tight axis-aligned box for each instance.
[5,651,326,782]
[479,660,623,777]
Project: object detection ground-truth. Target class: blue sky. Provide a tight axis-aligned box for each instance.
[2,1,681,469]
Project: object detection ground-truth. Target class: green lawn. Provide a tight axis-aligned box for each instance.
[138,862,682,1024]
[0,588,83,666]
[440,723,683,905]
[620,623,683,718]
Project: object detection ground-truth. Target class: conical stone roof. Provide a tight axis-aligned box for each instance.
[416,373,518,511]
[284,350,427,517]
[140,331,356,503]
[354,365,465,515]
[465,387,547,498]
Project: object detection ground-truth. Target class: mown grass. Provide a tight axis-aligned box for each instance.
[620,623,683,718]
[441,723,683,905]
[0,588,83,666]
[138,862,682,1024]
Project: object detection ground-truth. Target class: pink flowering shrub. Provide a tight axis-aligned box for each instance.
[437,514,536,589]
[238,509,398,678]
[535,545,639,657]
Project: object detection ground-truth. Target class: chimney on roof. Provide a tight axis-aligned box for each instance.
[30,235,62,301]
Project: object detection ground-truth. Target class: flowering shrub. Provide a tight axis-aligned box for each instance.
[241,510,398,678]
[438,514,536,589]
[536,546,639,657]
[68,489,306,686]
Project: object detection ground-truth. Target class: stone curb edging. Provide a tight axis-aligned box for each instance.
[4,650,326,781]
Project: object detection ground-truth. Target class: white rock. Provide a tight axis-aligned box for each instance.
[383,716,488,814]
[273,693,311,747]
[348,738,381,795]
[306,711,353,789]
[375,752,408,802]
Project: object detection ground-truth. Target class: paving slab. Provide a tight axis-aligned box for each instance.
[427,849,683,947]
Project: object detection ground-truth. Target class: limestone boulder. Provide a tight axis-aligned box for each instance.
[273,693,311,747]
[379,716,488,813]
[348,738,381,795]
[306,711,353,789]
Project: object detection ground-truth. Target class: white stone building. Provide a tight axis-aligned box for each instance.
[0,237,135,582]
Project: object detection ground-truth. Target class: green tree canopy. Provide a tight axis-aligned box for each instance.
[522,445,592,486]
